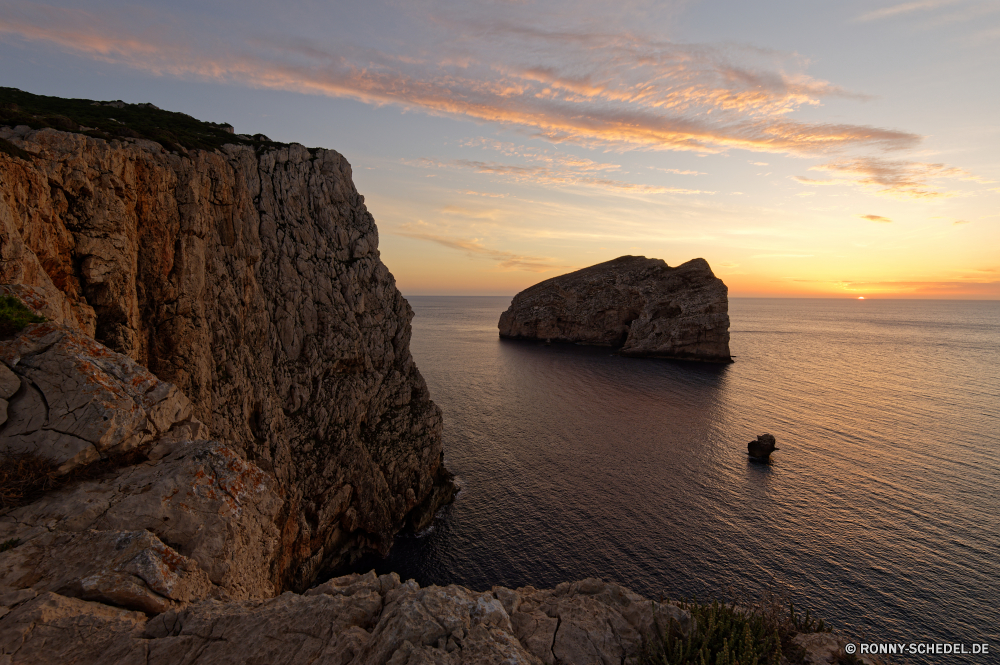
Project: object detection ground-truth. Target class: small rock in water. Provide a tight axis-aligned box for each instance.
[748,433,778,460]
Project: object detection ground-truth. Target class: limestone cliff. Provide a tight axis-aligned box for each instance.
[499,255,732,362]
[0,120,453,592]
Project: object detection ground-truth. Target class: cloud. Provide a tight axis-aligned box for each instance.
[0,2,921,157]
[463,190,507,197]
[647,166,705,175]
[749,161,769,166]
[793,157,984,198]
[410,141,715,194]
[452,159,712,194]
[953,219,971,225]
[855,0,962,22]
[395,223,569,272]
[860,214,893,222]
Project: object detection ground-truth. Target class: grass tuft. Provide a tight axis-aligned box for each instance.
[0,295,45,339]
[642,589,834,665]
[0,447,150,510]
[0,449,61,509]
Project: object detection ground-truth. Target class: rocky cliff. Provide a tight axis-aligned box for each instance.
[499,256,732,362]
[0,117,453,594]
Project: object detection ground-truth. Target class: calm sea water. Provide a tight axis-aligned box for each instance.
[351,297,1000,657]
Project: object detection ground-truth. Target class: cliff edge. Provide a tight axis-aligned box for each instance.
[499,256,732,362]
[0,96,453,593]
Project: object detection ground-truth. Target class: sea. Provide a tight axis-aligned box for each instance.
[350,297,1000,660]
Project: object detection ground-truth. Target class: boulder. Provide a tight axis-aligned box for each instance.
[748,433,778,460]
[498,256,731,362]
[0,321,196,474]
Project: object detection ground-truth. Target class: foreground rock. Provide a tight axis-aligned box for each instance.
[0,322,197,474]
[0,572,691,665]
[499,256,731,362]
[1,119,453,589]
[748,433,778,460]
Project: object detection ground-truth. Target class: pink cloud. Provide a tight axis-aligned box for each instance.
[0,3,921,157]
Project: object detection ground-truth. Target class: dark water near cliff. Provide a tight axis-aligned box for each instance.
[353,297,1000,657]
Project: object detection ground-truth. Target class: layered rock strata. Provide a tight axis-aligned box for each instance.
[0,123,453,591]
[0,572,692,665]
[498,255,732,362]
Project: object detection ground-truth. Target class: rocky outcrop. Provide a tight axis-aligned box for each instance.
[498,256,731,362]
[0,322,197,474]
[748,433,778,460]
[0,572,692,665]
[0,122,453,591]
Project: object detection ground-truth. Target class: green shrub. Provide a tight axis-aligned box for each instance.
[1,87,291,153]
[0,295,45,338]
[643,592,830,665]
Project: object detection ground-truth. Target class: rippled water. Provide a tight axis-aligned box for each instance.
[351,297,1000,657]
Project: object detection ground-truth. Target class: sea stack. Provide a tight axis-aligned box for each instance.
[498,256,732,362]
[748,434,778,460]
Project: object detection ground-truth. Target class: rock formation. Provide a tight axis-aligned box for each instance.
[0,118,452,592]
[0,573,692,665]
[748,433,778,460]
[499,256,732,362]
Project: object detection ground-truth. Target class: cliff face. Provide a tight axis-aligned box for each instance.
[499,255,732,362]
[0,125,453,591]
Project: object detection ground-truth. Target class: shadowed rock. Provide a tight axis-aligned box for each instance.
[748,433,778,460]
[498,256,732,362]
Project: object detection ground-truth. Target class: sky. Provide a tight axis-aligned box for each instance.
[1,0,998,297]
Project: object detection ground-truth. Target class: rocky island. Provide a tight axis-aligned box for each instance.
[499,256,732,362]
[0,90,852,664]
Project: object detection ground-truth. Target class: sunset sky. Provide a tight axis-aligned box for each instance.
[1,0,997,297]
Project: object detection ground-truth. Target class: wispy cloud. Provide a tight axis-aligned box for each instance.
[0,1,921,156]
[395,222,569,272]
[855,0,963,22]
[860,214,893,222]
[647,166,705,175]
[408,140,716,195]
[793,157,986,198]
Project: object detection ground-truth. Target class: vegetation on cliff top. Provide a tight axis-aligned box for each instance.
[642,594,854,665]
[0,86,290,153]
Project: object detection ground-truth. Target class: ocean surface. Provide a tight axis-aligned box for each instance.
[351,297,1000,658]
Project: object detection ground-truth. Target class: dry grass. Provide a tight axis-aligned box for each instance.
[0,447,149,510]
[0,449,61,508]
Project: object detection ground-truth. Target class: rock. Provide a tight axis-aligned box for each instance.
[0,321,196,474]
[1,122,453,589]
[793,632,882,665]
[0,572,693,665]
[0,435,284,602]
[748,433,778,460]
[499,256,731,362]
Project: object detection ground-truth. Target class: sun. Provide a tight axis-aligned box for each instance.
[858,296,865,300]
